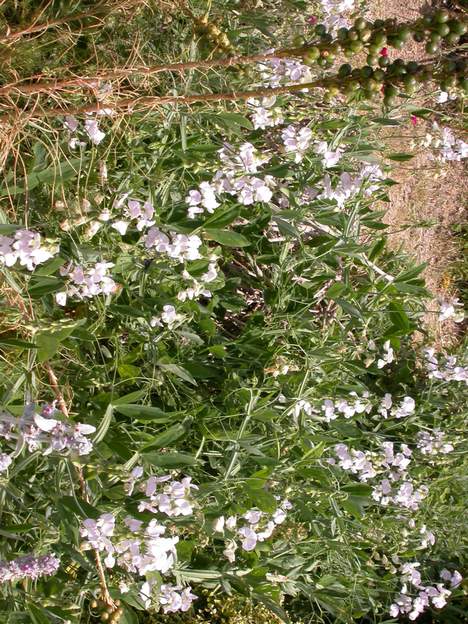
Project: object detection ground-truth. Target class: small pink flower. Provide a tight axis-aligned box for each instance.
[307,16,317,25]
[410,115,418,126]
[380,47,388,57]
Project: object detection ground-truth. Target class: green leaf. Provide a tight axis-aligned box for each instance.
[386,152,414,162]
[0,338,37,349]
[59,495,100,519]
[204,229,250,247]
[159,363,197,385]
[143,452,199,467]
[34,256,65,276]
[114,404,179,422]
[141,420,191,450]
[28,277,63,298]
[117,364,140,379]
[35,319,85,362]
[94,404,114,444]
[325,282,347,300]
[27,604,51,624]
[387,301,411,331]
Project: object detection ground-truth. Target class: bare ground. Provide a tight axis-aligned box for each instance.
[367,0,467,348]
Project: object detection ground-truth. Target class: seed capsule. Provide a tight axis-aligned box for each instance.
[448,20,467,36]
[354,17,367,30]
[425,41,439,54]
[378,56,390,68]
[436,23,450,37]
[446,33,460,45]
[367,54,378,66]
[433,10,450,24]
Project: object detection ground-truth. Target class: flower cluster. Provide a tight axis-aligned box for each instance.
[150,304,181,329]
[214,499,292,562]
[81,470,198,612]
[320,0,355,33]
[177,260,219,302]
[0,402,95,460]
[260,56,311,87]
[0,229,54,271]
[333,441,428,510]
[281,125,313,163]
[416,430,454,455]
[64,114,108,147]
[389,563,462,620]
[0,452,13,473]
[438,298,464,323]
[247,97,284,130]
[56,261,117,305]
[187,141,276,218]
[433,124,468,162]
[318,164,384,209]
[145,228,202,261]
[315,141,343,168]
[424,348,468,384]
[0,553,60,583]
[157,584,198,613]
[377,394,416,419]
[322,392,372,422]
[110,197,156,234]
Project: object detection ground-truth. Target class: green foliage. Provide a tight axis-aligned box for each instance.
[0,2,467,624]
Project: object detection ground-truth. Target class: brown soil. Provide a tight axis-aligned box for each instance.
[367,0,468,348]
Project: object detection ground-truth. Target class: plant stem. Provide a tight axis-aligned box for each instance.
[1,80,323,121]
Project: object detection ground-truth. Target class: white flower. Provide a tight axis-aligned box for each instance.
[315,141,343,168]
[377,340,394,369]
[213,516,225,533]
[439,298,464,323]
[0,453,12,472]
[112,220,130,235]
[84,119,106,145]
[238,526,257,551]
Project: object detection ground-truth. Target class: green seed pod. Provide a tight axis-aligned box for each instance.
[436,23,450,37]
[399,27,412,41]
[430,32,442,44]
[378,56,391,68]
[354,17,367,30]
[321,33,333,44]
[348,28,359,41]
[368,43,380,54]
[374,19,385,29]
[368,78,381,92]
[361,66,374,79]
[303,46,320,65]
[293,35,305,47]
[433,10,450,24]
[425,41,439,54]
[315,24,327,36]
[343,47,354,58]
[317,56,328,68]
[360,28,373,42]
[367,54,378,66]
[337,27,349,40]
[373,69,385,82]
[413,31,425,42]
[371,32,387,47]
[338,63,352,77]
[329,43,341,55]
[448,20,467,36]
[349,40,364,52]
[403,75,417,93]
[389,36,404,49]
[446,33,460,45]
[406,61,420,74]
[384,84,398,97]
